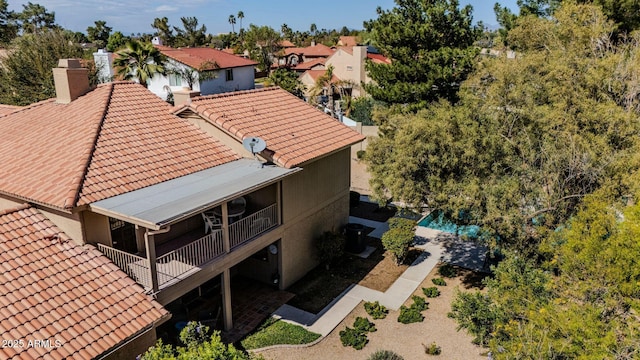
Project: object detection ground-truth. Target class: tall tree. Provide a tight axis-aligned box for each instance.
[265,69,305,98]
[173,16,207,47]
[151,17,174,46]
[106,31,130,52]
[17,2,55,34]
[86,20,112,49]
[0,0,17,44]
[365,3,640,252]
[0,30,87,105]
[242,24,281,71]
[363,0,481,109]
[280,23,292,40]
[113,40,167,87]
[237,11,244,33]
[228,14,236,33]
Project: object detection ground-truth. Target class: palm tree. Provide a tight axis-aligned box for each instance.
[237,11,244,33]
[228,14,236,33]
[309,65,355,118]
[113,40,167,87]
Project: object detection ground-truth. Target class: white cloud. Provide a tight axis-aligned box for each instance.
[155,5,179,12]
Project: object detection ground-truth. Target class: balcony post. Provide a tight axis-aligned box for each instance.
[221,203,230,252]
[221,268,233,330]
[144,230,159,292]
[276,181,282,226]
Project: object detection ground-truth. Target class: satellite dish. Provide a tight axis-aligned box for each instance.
[242,137,267,155]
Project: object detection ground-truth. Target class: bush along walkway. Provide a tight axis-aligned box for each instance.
[271,217,446,338]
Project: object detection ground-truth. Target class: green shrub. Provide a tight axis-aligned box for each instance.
[240,318,321,350]
[411,295,429,311]
[314,230,345,266]
[397,305,425,324]
[367,349,405,360]
[364,301,388,319]
[438,263,458,278]
[381,228,414,265]
[388,217,416,232]
[354,316,376,333]
[339,326,368,350]
[356,150,366,160]
[424,342,442,355]
[423,287,441,298]
[179,321,210,347]
[432,278,447,286]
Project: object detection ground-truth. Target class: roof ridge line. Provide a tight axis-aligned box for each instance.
[192,87,277,102]
[0,203,30,216]
[67,83,115,209]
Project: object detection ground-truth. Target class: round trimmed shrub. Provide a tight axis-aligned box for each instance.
[368,349,405,360]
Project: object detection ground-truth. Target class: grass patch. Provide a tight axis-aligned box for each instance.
[240,317,320,350]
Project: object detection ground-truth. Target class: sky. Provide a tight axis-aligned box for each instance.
[8,0,519,36]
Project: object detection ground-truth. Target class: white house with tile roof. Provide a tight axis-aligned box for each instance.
[0,59,363,353]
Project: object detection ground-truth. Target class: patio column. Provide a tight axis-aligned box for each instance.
[144,230,159,293]
[221,203,230,252]
[221,268,233,330]
[276,181,282,226]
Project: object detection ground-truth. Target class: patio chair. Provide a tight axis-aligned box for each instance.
[231,196,246,207]
[202,212,222,233]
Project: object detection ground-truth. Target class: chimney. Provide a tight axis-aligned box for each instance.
[53,59,90,104]
[92,49,114,83]
[173,87,201,107]
[152,36,163,46]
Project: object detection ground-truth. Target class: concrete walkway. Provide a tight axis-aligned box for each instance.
[273,214,487,337]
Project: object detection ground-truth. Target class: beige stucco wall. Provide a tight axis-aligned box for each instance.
[0,195,23,210]
[102,328,158,360]
[279,148,351,288]
[326,47,367,98]
[82,210,112,246]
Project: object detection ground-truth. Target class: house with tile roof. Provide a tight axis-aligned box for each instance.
[0,59,364,351]
[299,46,391,99]
[0,204,168,360]
[278,42,335,68]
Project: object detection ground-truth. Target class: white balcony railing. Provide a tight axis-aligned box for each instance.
[229,203,278,248]
[155,230,224,287]
[97,243,152,289]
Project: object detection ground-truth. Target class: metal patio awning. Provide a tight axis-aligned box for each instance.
[90,159,300,230]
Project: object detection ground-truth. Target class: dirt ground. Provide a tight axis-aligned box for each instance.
[350,147,372,195]
[257,266,488,360]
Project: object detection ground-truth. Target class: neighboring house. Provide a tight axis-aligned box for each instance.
[337,36,358,47]
[0,204,168,359]
[279,42,335,67]
[0,58,364,355]
[291,57,326,73]
[299,46,391,99]
[152,43,258,99]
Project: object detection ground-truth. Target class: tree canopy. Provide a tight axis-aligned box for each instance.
[363,0,481,109]
[0,29,88,105]
[365,3,640,253]
[86,20,111,49]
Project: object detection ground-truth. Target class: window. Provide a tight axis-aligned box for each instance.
[225,69,234,81]
[169,74,182,87]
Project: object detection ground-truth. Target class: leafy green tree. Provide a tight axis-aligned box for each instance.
[242,24,281,72]
[86,20,112,49]
[265,69,305,98]
[113,40,167,87]
[173,16,207,48]
[577,0,640,34]
[106,31,130,52]
[366,3,640,252]
[151,17,174,46]
[167,61,218,90]
[0,0,17,44]
[363,0,481,109]
[17,2,55,34]
[0,30,87,105]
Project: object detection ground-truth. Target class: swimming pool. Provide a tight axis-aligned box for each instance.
[418,210,480,239]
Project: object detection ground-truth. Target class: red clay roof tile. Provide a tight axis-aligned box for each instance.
[157,45,257,69]
[184,87,364,168]
[0,206,168,359]
[0,82,239,210]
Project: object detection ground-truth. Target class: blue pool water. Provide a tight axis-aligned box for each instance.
[418,210,481,238]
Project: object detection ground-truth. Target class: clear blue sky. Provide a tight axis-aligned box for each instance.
[9,0,519,36]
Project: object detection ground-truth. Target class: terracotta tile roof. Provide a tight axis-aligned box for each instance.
[279,40,296,48]
[337,36,358,47]
[157,45,257,70]
[0,205,168,360]
[301,70,341,83]
[0,104,22,116]
[284,43,335,58]
[367,53,391,64]
[0,82,239,210]
[293,58,326,71]
[183,87,365,168]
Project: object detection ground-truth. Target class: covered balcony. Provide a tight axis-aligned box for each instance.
[89,159,299,294]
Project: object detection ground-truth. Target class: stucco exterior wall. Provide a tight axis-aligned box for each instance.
[279,149,352,288]
[82,210,112,246]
